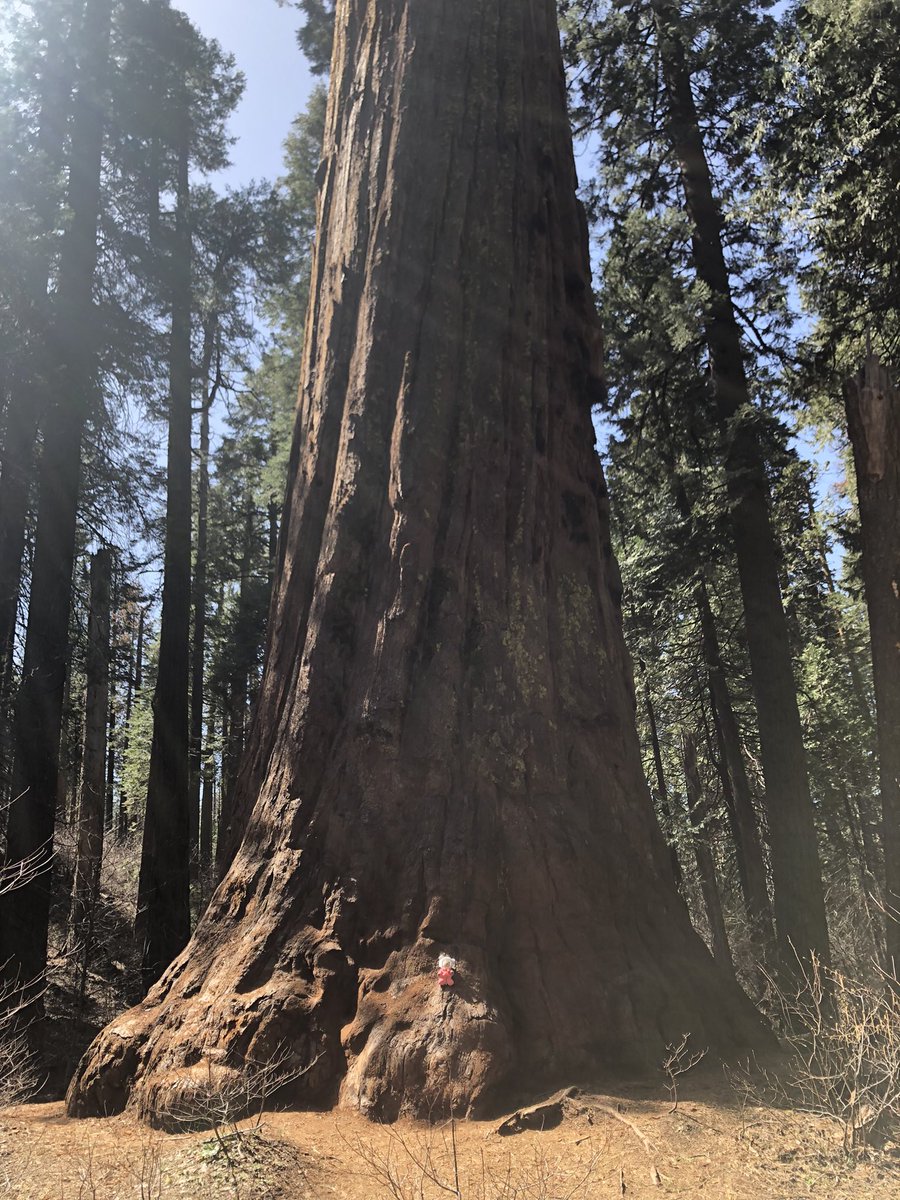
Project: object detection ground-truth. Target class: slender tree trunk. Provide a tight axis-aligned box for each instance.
[216,680,247,878]
[105,637,116,831]
[651,0,830,976]
[135,125,193,991]
[803,481,875,726]
[267,496,279,591]
[199,764,213,876]
[0,402,40,703]
[119,606,144,842]
[68,0,766,1123]
[58,633,78,823]
[215,500,255,876]
[844,352,900,973]
[696,580,774,955]
[682,731,735,976]
[69,548,112,951]
[642,676,684,888]
[1,0,114,1002]
[188,349,215,877]
[802,481,882,887]
[651,390,774,959]
[0,4,76,735]
[134,607,145,693]
[0,400,38,807]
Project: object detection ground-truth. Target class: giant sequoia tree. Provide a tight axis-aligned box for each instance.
[67,0,763,1123]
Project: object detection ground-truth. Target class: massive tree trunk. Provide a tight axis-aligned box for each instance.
[134,127,193,991]
[0,0,113,1001]
[67,0,765,1124]
[651,0,830,976]
[844,353,900,974]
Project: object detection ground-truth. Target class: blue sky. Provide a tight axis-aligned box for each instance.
[177,0,316,185]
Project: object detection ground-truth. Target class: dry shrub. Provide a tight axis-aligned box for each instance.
[152,1043,321,1198]
[660,1033,707,1112]
[129,1132,165,1200]
[0,832,50,1108]
[162,1045,323,1136]
[729,952,900,1154]
[0,987,41,1108]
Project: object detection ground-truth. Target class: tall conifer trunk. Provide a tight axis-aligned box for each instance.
[134,126,192,991]
[188,346,215,873]
[105,639,116,831]
[844,353,900,973]
[119,605,145,842]
[69,547,112,948]
[642,677,685,889]
[651,0,830,975]
[682,731,735,977]
[696,582,774,956]
[216,499,255,876]
[199,765,214,875]
[68,0,765,1124]
[0,402,39,710]
[1,0,114,1000]
[0,3,77,735]
[652,390,774,960]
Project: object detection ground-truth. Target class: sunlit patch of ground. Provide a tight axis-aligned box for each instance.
[2,1078,898,1199]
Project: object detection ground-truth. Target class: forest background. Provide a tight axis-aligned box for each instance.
[0,0,898,1116]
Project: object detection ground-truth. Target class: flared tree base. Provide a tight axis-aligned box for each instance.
[67,862,767,1125]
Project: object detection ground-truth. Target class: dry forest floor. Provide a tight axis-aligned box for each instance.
[2,1072,899,1200]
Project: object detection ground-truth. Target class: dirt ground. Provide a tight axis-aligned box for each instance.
[2,1076,899,1199]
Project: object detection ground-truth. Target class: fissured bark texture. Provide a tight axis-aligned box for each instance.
[67,0,764,1124]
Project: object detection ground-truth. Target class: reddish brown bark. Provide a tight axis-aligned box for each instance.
[844,353,900,973]
[66,0,765,1125]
